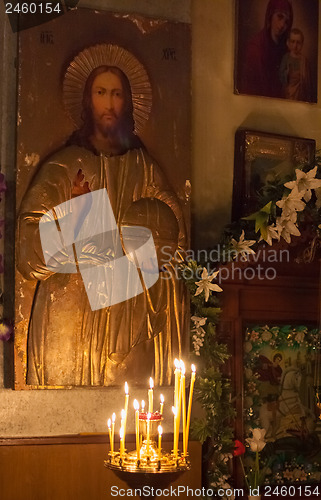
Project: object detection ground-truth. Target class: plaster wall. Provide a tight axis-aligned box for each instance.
[192,0,321,249]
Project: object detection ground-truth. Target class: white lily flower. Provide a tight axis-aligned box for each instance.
[285,166,321,202]
[276,186,306,217]
[245,428,267,452]
[276,217,301,244]
[191,316,207,328]
[230,230,256,259]
[194,267,223,301]
[259,224,280,246]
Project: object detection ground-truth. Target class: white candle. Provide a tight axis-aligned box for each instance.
[148,377,154,413]
[185,364,196,453]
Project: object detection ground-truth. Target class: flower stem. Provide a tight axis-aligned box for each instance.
[238,456,250,491]
[255,451,260,489]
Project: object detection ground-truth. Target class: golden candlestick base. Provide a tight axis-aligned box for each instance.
[105,441,190,472]
[105,445,190,499]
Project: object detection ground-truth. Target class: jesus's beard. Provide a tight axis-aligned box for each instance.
[95,115,122,138]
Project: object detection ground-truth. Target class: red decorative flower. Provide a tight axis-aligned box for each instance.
[233,439,245,456]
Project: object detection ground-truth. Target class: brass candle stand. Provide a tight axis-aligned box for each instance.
[104,361,195,499]
[105,411,191,498]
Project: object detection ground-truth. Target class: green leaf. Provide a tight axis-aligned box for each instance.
[242,201,272,234]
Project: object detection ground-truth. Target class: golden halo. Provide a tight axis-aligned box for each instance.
[63,44,152,134]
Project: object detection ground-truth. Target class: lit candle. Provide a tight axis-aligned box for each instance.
[119,427,124,458]
[180,361,186,456]
[121,409,126,451]
[124,383,129,439]
[111,412,116,454]
[158,425,163,461]
[174,358,180,408]
[175,366,182,456]
[107,418,113,454]
[141,400,145,413]
[134,399,140,461]
[146,412,151,456]
[185,364,196,453]
[160,394,164,415]
[148,377,154,413]
[172,406,177,458]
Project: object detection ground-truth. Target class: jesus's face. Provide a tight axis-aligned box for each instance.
[91,71,125,136]
[287,33,303,57]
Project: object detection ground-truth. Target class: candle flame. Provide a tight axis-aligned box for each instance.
[141,400,145,410]
[112,412,116,422]
[125,381,129,394]
[191,364,196,373]
[120,427,124,439]
[121,409,126,420]
[180,360,185,374]
[133,399,139,411]
[174,358,180,369]
[147,412,151,420]
[149,377,154,389]
[107,418,111,428]
[158,425,163,436]
[160,394,164,403]
[172,406,177,416]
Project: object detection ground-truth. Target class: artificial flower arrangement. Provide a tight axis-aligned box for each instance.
[224,154,321,256]
[179,261,235,495]
[234,428,270,497]
[264,457,321,485]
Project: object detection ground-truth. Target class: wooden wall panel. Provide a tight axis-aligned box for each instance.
[0,436,201,500]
